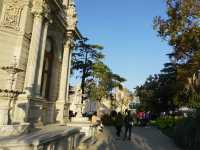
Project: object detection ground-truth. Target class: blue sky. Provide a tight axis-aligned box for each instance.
[74,0,171,90]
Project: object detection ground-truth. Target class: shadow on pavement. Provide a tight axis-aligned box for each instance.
[89,126,181,150]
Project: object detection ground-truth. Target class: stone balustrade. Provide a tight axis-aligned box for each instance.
[0,125,81,150]
[90,124,98,139]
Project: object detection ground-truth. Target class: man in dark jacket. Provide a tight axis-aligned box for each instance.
[115,112,123,138]
[123,110,133,140]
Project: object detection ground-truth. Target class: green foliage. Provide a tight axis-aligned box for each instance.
[174,110,200,150]
[137,0,200,112]
[135,66,182,113]
[154,0,200,93]
[72,38,104,76]
[87,62,126,102]
[136,2,200,149]
[151,112,200,150]
[150,116,183,129]
[72,38,126,103]
[72,38,105,101]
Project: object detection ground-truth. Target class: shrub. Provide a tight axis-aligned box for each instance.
[150,116,182,129]
[174,110,200,150]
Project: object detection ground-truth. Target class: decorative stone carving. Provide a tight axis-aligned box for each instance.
[0,0,25,30]
[0,123,29,137]
[32,0,51,19]
[0,89,22,98]
[67,0,77,31]
[32,0,44,16]
[64,37,72,50]
[64,30,75,50]
[43,3,51,19]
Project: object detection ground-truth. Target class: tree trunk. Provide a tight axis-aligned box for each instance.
[81,51,88,103]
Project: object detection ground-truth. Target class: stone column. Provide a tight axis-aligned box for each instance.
[56,34,72,124]
[16,0,46,124]
[65,48,72,102]
[58,41,70,101]
[64,40,73,123]
[35,20,49,96]
[56,0,77,124]
[24,0,45,96]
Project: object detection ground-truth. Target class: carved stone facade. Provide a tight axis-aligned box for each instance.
[0,0,25,31]
[0,0,82,147]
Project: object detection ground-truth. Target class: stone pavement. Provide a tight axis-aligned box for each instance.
[88,126,181,150]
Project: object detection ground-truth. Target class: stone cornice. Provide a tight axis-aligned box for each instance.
[54,0,65,10]
[49,0,78,33]
[51,0,67,26]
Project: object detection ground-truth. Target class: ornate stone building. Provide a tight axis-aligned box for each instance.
[0,0,82,149]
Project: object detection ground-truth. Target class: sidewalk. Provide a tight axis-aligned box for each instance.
[88,126,181,150]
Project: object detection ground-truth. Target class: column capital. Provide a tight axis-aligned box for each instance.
[66,0,77,31]
[31,0,51,19]
[64,31,75,49]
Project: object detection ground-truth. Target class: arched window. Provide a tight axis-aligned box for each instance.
[40,38,54,99]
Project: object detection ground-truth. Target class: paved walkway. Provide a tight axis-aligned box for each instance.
[89,126,181,150]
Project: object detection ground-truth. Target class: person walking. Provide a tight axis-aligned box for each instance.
[115,112,123,138]
[91,111,100,142]
[91,111,98,126]
[123,110,133,141]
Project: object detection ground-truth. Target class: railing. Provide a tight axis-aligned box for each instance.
[0,127,81,150]
[89,124,98,143]
[32,128,81,150]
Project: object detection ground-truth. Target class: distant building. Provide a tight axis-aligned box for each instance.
[113,87,134,112]
[69,84,112,115]
[128,96,140,111]
[69,84,82,112]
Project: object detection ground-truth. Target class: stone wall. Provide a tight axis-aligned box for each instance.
[0,0,33,91]
[16,2,33,91]
[0,0,3,17]
[0,0,79,127]
[0,30,17,89]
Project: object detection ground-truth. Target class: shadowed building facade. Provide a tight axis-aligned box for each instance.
[0,0,80,125]
[0,0,81,131]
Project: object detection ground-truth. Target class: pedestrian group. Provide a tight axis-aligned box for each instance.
[114,109,151,141]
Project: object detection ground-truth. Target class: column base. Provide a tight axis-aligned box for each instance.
[13,94,30,124]
[0,96,10,125]
[56,101,70,125]
[15,94,45,128]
